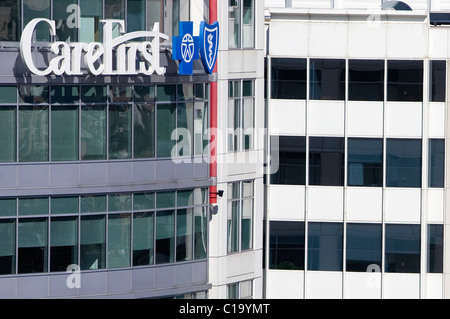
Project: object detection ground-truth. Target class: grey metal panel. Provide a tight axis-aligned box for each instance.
[0,165,17,189]
[17,275,49,298]
[155,160,177,182]
[79,162,108,186]
[49,163,80,187]
[106,269,132,294]
[131,267,155,291]
[48,272,80,298]
[192,260,208,284]
[79,271,107,296]
[175,263,194,286]
[18,164,49,188]
[132,160,156,184]
[108,161,133,186]
[0,277,17,298]
[154,265,175,288]
[176,161,195,181]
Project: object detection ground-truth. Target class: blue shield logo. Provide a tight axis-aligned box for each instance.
[199,21,219,74]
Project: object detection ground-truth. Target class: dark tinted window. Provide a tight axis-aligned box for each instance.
[386,139,422,188]
[271,58,307,99]
[309,137,345,186]
[429,139,445,188]
[387,60,423,102]
[348,138,383,187]
[346,223,382,272]
[307,222,343,271]
[348,60,384,101]
[270,136,306,185]
[269,221,305,270]
[310,59,346,100]
[430,60,446,102]
[428,224,443,273]
[385,224,421,273]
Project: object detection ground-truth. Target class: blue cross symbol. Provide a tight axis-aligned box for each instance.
[172,22,199,75]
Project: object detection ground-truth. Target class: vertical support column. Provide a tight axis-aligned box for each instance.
[209,0,219,205]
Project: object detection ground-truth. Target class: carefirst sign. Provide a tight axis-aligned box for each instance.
[20,18,168,76]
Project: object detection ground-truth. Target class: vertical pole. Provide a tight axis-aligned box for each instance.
[209,0,218,205]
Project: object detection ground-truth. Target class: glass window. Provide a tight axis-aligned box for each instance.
[155,210,175,264]
[80,215,106,270]
[429,139,444,188]
[109,104,132,159]
[157,85,176,102]
[177,190,194,207]
[194,206,207,260]
[176,103,194,157]
[51,86,79,104]
[271,58,307,100]
[81,195,107,213]
[269,221,305,270]
[19,85,49,104]
[227,283,238,299]
[348,138,383,187]
[19,198,48,216]
[108,193,132,212]
[309,137,345,186]
[307,222,343,271]
[428,224,443,273]
[18,217,48,273]
[0,198,16,217]
[0,219,15,275]
[133,193,155,211]
[228,0,241,49]
[51,197,79,215]
[348,60,384,101]
[0,0,20,41]
[127,0,145,32]
[53,0,78,42]
[346,223,382,272]
[134,104,155,158]
[194,102,207,156]
[134,86,155,103]
[386,139,422,188]
[80,0,103,42]
[133,212,154,266]
[81,106,106,160]
[242,0,255,48]
[51,106,79,161]
[105,0,125,19]
[387,60,423,102]
[310,59,346,100]
[176,208,193,262]
[430,60,446,102]
[50,216,78,272]
[156,104,176,158]
[385,224,421,273]
[81,86,107,104]
[0,106,16,163]
[270,136,306,185]
[23,0,51,42]
[0,86,17,103]
[146,0,163,32]
[156,191,175,209]
[228,0,254,49]
[108,213,131,268]
[19,106,49,162]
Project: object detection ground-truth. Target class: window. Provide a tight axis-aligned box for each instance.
[386,138,422,188]
[0,0,20,41]
[309,137,345,186]
[133,212,154,266]
[127,0,145,33]
[228,0,254,49]
[310,59,346,100]
[387,60,423,102]
[346,223,382,272]
[227,181,254,253]
[430,60,446,102]
[348,60,384,101]
[429,139,444,188]
[228,80,254,152]
[307,222,343,271]
[385,224,421,273]
[23,0,51,41]
[0,219,15,275]
[80,0,103,42]
[227,280,253,299]
[176,208,193,262]
[347,138,383,187]
[54,0,78,42]
[155,210,175,264]
[0,106,16,162]
[51,105,79,161]
[18,217,48,273]
[428,224,443,273]
[80,215,106,270]
[271,58,307,100]
[50,216,78,272]
[270,136,306,185]
[269,221,305,270]
[108,213,131,268]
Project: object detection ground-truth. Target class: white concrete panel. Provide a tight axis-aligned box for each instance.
[429,28,448,59]
[307,187,344,221]
[269,21,309,57]
[386,102,423,138]
[346,187,383,222]
[308,101,345,136]
[386,23,427,59]
[347,101,384,137]
[347,22,387,59]
[428,102,446,138]
[385,188,421,223]
[306,271,342,299]
[308,22,348,58]
[424,274,443,299]
[268,185,305,220]
[344,272,381,299]
[427,189,444,223]
[269,100,306,135]
[383,274,420,299]
[266,270,304,299]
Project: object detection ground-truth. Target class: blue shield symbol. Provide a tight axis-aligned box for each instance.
[199,21,219,74]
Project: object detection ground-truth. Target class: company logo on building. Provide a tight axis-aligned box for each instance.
[199,21,219,74]
[20,18,168,77]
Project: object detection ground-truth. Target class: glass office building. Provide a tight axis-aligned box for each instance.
[0,0,212,298]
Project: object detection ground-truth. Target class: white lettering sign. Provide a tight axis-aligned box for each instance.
[20,18,168,76]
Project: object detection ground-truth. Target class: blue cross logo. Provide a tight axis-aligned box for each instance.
[172,22,199,75]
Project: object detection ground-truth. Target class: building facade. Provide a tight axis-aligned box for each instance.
[264,0,449,299]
